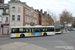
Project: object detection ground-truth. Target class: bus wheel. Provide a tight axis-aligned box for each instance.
[20,34,25,38]
[43,33,47,36]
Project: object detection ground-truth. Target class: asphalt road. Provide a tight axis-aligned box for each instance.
[0,31,75,50]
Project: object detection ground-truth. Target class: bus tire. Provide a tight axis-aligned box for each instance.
[43,33,47,36]
[20,34,25,38]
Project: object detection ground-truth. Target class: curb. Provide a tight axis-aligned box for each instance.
[0,35,9,38]
[63,31,69,33]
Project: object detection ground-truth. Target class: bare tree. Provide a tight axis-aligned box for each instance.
[60,10,73,27]
[47,9,57,23]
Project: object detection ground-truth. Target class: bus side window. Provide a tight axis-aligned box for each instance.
[26,28,29,33]
[47,27,54,32]
[32,28,35,33]
[51,28,54,31]
[12,28,19,33]
[45,28,47,32]
[43,28,45,32]
[19,28,23,33]
[29,28,31,32]
[47,28,50,31]
[23,28,26,33]
[40,28,43,32]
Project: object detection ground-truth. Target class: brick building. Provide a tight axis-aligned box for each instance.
[38,9,54,26]
[0,0,4,3]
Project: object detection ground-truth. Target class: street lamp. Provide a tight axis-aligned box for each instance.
[64,22,67,32]
[64,22,67,28]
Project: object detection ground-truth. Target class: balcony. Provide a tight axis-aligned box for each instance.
[0,4,9,8]
[2,13,9,15]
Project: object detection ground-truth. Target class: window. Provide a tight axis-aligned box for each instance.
[12,7,15,12]
[0,4,3,6]
[27,17,29,23]
[47,27,54,32]
[29,28,31,32]
[0,17,1,21]
[35,20,37,24]
[27,17,30,23]
[25,17,27,22]
[6,9,8,13]
[11,28,19,33]
[26,28,29,32]
[18,7,21,13]
[35,28,40,32]
[34,14,36,18]
[32,28,35,32]
[4,5,7,6]
[0,9,3,14]
[17,15,20,21]
[29,18,30,23]
[19,28,23,33]
[12,15,15,21]
[27,10,29,15]
[29,12,31,16]
[25,9,27,15]
[42,28,46,32]
[6,17,8,22]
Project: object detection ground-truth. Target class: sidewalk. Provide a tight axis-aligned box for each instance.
[63,31,70,33]
[0,35,9,38]
[0,42,47,50]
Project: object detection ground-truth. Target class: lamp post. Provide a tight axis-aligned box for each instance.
[64,22,67,28]
[64,22,67,32]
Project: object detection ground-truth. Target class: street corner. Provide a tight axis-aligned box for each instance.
[0,42,47,50]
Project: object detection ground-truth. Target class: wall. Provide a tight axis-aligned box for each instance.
[9,2,23,27]
[23,5,38,26]
[3,15,9,23]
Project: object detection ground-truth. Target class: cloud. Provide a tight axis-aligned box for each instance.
[5,0,75,20]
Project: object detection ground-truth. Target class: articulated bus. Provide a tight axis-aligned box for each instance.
[54,25,62,34]
[10,26,55,38]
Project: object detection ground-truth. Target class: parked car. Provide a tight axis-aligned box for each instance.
[72,28,75,31]
[68,28,72,31]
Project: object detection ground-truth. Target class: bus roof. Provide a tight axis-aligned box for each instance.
[11,26,54,28]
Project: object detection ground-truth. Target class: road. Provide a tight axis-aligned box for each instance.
[0,31,75,50]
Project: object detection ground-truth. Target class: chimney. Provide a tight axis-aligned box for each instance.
[44,11,47,14]
[37,9,39,12]
[40,9,43,13]
[10,0,20,2]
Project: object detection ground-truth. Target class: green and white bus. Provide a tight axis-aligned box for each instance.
[54,25,62,34]
[10,26,55,38]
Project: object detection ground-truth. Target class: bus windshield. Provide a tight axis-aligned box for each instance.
[54,25,61,32]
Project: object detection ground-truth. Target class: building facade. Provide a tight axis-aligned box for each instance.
[9,0,38,28]
[38,9,54,26]
[0,0,4,3]
[0,1,9,35]
[0,0,54,35]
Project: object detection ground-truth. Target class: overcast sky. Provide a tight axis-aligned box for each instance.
[5,0,75,20]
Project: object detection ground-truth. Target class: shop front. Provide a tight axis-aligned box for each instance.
[1,24,9,35]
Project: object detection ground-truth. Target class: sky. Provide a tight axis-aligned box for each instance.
[5,0,75,20]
